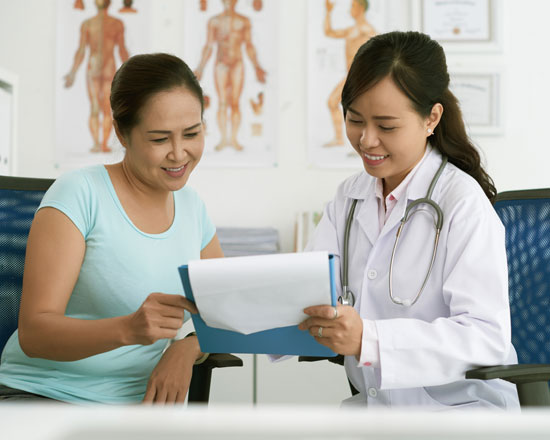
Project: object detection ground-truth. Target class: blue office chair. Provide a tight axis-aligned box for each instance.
[0,175,242,404]
[467,188,550,406]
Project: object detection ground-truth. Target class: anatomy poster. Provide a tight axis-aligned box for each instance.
[55,0,150,171]
[183,0,277,168]
[307,0,411,168]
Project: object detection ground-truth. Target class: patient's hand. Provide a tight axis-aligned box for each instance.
[126,292,197,346]
[142,336,202,404]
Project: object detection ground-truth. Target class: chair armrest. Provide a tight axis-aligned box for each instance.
[189,353,243,403]
[299,355,344,366]
[466,364,550,384]
[201,353,243,369]
[466,364,550,407]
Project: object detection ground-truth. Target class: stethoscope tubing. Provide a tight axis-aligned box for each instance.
[339,156,448,307]
[340,197,358,306]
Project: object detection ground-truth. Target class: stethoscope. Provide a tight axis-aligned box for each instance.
[339,156,448,308]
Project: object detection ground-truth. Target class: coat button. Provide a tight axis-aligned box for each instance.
[368,387,378,397]
[367,269,377,280]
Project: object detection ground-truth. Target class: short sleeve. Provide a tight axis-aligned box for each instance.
[38,169,95,239]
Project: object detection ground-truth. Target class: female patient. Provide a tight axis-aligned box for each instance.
[0,53,222,403]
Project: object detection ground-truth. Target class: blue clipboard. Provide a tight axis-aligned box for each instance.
[178,254,337,357]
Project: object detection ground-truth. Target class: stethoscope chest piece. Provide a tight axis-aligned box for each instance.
[338,287,355,307]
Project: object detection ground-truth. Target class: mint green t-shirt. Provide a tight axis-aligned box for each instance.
[0,165,215,403]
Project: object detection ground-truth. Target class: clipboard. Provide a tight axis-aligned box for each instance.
[178,254,337,357]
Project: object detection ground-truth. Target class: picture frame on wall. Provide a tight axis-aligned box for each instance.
[418,0,501,52]
[450,69,503,136]
[0,67,17,176]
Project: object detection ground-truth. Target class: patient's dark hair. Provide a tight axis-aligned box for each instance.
[110,53,204,138]
[342,31,496,202]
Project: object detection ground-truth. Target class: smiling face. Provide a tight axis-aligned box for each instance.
[345,75,442,196]
[115,86,204,194]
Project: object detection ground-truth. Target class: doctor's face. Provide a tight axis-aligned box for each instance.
[345,75,439,197]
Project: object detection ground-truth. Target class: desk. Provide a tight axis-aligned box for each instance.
[2,404,550,440]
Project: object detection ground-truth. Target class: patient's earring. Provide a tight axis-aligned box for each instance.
[427,128,434,136]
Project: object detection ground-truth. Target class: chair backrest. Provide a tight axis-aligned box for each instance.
[0,176,54,353]
[494,189,550,364]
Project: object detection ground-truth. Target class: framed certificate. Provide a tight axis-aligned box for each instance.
[450,70,503,135]
[419,0,501,52]
[0,68,18,176]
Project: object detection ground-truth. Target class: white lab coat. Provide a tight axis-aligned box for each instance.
[307,148,520,410]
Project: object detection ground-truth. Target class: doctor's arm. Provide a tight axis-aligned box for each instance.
[372,206,512,390]
[298,196,381,365]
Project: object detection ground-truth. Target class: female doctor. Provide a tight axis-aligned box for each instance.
[298,31,520,410]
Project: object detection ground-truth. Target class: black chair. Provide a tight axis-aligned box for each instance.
[466,189,550,406]
[0,175,242,404]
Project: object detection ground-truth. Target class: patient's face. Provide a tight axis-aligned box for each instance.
[120,87,204,193]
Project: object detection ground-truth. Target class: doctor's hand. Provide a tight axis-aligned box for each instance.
[143,336,202,404]
[298,305,363,357]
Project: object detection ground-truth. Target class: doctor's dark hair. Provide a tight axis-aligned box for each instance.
[110,53,204,138]
[341,31,496,202]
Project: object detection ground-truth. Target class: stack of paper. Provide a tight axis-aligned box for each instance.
[187,251,333,334]
[217,227,279,257]
[178,251,338,356]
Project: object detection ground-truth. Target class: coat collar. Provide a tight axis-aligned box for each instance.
[402,146,445,202]
[342,147,446,245]
[343,146,444,201]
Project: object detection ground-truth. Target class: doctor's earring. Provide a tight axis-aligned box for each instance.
[427,128,434,136]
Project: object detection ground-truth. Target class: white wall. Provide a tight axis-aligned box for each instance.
[2,0,550,405]
[3,1,550,251]
[2,0,550,253]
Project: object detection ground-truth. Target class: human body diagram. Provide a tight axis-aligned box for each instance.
[64,0,129,153]
[324,0,376,147]
[194,0,266,152]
